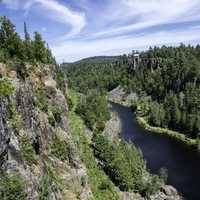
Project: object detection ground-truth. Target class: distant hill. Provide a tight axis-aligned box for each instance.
[61,56,120,70]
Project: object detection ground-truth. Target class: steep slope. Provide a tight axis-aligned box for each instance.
[0,63,92,200]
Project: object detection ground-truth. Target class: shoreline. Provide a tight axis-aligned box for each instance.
[136,116,197,148]
[110,99,198,149]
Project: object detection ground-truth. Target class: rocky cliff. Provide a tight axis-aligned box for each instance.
[0,62,183,200]
[0,63,92,200]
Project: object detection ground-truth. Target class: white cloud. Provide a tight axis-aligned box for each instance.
[94,0,200,37]
[52,26,200,62]
[2,0,200,61]
[2,0,86,37]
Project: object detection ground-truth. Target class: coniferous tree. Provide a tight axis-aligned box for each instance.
[0,16,23,61]
[33,31,47,63]
[23,22,33,61]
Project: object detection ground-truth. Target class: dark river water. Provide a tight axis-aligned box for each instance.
[111,102,200,200]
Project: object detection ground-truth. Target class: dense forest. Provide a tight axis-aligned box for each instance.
[65,45,200,140]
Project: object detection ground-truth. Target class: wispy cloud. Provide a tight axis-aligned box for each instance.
[2,0,86,37]
[93,0,200,37]
[2,0,200,61]
[52,26,200,62]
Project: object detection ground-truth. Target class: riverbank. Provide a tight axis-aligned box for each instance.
[109,98,198,149]
[137,116,197,148]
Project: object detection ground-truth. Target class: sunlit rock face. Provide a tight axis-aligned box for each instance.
[0,63,92,200]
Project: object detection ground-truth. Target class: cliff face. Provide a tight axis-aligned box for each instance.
[0,63,92,200]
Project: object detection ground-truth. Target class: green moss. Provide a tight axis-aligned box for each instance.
[20,135,37,165]
[0,171,27,200]
[0,79,15,97]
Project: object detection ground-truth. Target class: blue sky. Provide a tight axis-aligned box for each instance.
[1,0,200,62]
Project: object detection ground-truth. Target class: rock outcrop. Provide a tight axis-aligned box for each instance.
[0,63,92,200]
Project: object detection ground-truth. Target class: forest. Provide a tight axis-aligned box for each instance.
[65,45,200,140]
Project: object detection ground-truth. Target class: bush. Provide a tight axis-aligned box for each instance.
[51,134,68,161]
[56,65,65,92]
[49,105,62,124]
[93,133,149,192]
[20,135,37,165]
[9,104,22,132]
[76,90,110,131]
[0,171,27,200]
[0,79,14,97]
[38,174,50,200]
[35,88,48,112]
[48,114,56,127]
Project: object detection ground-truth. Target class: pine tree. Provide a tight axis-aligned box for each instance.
[33,31,47,63]
[23,22,33,61]
[0,16,23,60]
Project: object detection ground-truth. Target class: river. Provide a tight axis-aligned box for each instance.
[111,102,200,200]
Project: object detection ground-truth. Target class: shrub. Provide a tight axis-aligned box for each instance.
[9,104,22,132]
[35,88,48,112]
[76,90,110,131]
[55,65,65,92]
[49,105,62,124]
[38,174,50,200]
[0,79,14,97]
[0,171,27,200]
[20,135,37,165]
[48,114,56,127]
[51,134,68,161]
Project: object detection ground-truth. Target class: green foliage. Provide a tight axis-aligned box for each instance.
[66,94,74,111]
[68,91,119,200]
[93,133,154,194]
[0,16,55,64]
[0,171,27,200]
[38,162,64,200]
[9,104,22,132]
[35,88,49,112]
[0,79,14,97]
[51,133,68,161]
[48,114,56,127]
[55,65,66,92]
[76,90,110,131]
[20,135,37,165]
[64,59,127,94]
[49,105,62,124]
[33,32,47,63]
[149,102,165,127]
[66,44,200,139]
[38,174,50,200]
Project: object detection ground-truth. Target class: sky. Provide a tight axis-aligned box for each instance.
[1,0,200,62]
